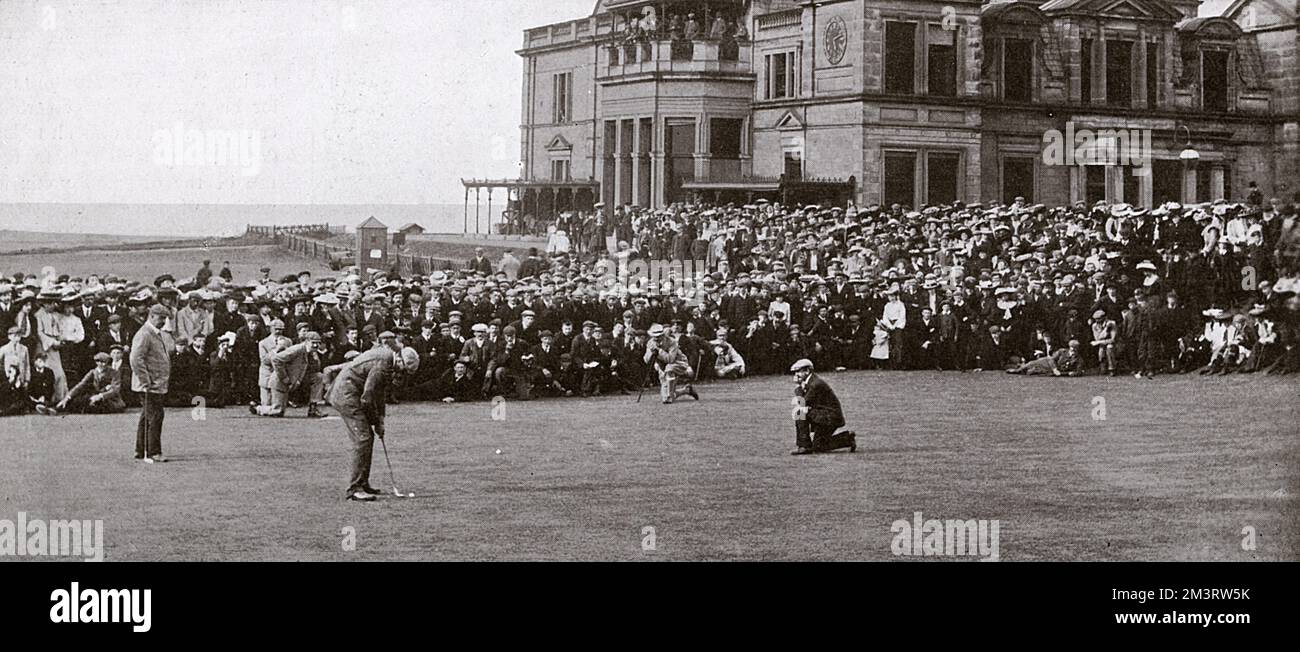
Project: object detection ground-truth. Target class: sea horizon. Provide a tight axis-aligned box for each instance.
[0,202,500,238]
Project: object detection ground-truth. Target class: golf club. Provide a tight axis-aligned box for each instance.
[375,429,415,498]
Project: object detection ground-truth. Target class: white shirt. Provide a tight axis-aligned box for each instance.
[882,300,907,330]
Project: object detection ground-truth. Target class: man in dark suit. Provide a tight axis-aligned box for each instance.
[487,325,531,399]
[434,358,480,402]
[789,358,856,455]
[75,291,107,352]
[910,307,939,370]
[530,330,563,395]
[974,324,1011,371]
[466,248,494,275]
[459,323,495,383]
[354,295,388,336]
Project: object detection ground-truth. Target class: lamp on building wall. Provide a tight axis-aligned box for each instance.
[1177,125,1199,163]
[1177,124,1199,203]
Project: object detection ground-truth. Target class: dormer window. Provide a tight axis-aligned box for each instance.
[1004,38,1033,102]
[1202,50,1228,111]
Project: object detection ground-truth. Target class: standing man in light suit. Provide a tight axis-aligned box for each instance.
[35,293,69,402]
[325,332,400,502]
[130,305,173,463]
[253,319,286,413]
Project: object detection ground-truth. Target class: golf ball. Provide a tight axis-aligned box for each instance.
[407,492,415,498]
[495,449,501,455]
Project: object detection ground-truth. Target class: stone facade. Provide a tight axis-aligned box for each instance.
[516,0,1298,211]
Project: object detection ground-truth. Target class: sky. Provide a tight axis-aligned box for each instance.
[0,0,595,206]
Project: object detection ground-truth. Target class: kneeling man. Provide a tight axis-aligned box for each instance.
[789,358,856,455]
[645,324,698,404]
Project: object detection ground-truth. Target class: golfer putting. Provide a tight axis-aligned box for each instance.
[324,331,402,502]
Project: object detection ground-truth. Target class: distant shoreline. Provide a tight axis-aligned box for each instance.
[0,202,484,238]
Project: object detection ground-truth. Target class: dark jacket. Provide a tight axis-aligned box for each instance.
[798,374,845,430]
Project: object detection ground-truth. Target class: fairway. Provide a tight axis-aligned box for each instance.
[1,371,1296,561]
[0,245,332,284]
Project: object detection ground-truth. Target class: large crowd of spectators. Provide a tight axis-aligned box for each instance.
[2,191,1298,417]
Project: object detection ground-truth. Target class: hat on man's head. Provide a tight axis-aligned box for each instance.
[148,304,170,317]
[93,352,111,363]
[790,358,814,372]
[647,324,665,337]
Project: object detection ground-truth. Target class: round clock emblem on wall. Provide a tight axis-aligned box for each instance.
[824,16,847,65]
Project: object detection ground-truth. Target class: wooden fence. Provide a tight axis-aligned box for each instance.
[275,231,461,275]
[245,223,333,237]
[278,233,351,268]
[392,252,459,275]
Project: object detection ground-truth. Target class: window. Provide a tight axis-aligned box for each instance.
[1106,40,1132,107]
[710,118,744,181]
[1084,165,1106,204]
[1003,39,1033,102]
[1203,50,1228,112]
[709,119,743,157]
[1196,167,1211,201]
[885,22,916,94]
[765,51,796,99]
[1146,41,1159,107]
[1152,160,1181,206]
[665,121,696,203]
[884,151,918,207]
[552,73,573,123]
[1002,157,1035,203]
[927,25,956,96]
[551,159,570,182]
[783,151,803,181]
[926,153,960,205]
[1122,167,1139,205]
[1081,38,1093,104]
[1196,166,1232,201]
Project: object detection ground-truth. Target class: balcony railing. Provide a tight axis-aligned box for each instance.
[599,38,752,80]
[756,9,801,32]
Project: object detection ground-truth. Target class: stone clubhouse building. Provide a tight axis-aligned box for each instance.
[496,0,1298,215]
